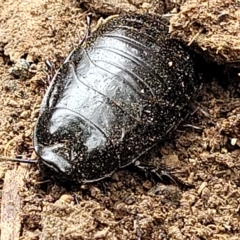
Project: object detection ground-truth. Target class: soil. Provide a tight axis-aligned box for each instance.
[170,0,240,68]
[0,0,239,240]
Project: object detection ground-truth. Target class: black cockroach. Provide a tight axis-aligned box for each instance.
[6,14,202,186]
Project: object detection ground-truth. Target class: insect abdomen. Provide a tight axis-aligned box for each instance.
[34,14,200,183]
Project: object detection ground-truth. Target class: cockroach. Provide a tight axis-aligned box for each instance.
[8,14,203,186]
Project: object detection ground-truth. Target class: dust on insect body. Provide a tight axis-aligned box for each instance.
[34,13,201,184]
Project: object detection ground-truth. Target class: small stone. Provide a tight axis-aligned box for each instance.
[56,194,74,204]
[93,227,109,239]
[198,181,207,195]
[231,138,238,146]
[9,58,30,79]
[20,111,30,119]
[8,99,18,107]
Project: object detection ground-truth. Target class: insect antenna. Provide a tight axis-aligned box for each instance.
[0,156,37,164]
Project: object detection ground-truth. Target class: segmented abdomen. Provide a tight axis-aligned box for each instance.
[34,14,200,183]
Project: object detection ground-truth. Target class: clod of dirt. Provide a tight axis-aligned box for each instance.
[170,0,240,68]
[0,0,88,63]
[78,0,190,15]
[40,199,116,239]
[79,0,163,15]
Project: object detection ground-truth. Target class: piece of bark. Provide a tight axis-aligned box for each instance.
[1,166,28,240]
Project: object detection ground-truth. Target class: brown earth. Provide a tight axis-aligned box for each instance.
[170,0,240,68]
[0,0,240,240]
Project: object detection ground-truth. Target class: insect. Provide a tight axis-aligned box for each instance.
[33,13,201,184]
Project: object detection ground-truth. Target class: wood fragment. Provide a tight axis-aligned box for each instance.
[1,166,28,240]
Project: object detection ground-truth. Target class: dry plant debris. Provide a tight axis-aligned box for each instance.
[1,166,30,240]
[170,0,240,68]
[0,0,239,239]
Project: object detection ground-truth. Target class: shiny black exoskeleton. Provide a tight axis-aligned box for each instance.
[34,14,201,184]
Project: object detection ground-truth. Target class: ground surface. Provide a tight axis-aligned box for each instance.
[0,0,240,239]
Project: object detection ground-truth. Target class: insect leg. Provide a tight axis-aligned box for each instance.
[78,13,92,46]
[134,161,194,190]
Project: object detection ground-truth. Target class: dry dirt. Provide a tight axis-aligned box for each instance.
[0,0,240,240]
[170,0,240,68]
